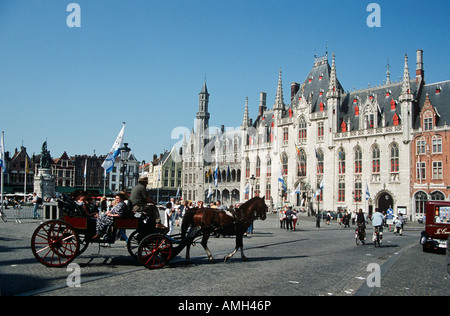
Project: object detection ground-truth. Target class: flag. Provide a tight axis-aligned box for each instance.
[291,183,301,197]
[319,179,324,191]
[84,159,87,178]
[214,151,219,187]
[176,187,180,199]
[0,131,5,174]
[244,183,250,195]
[295,144,300,156]
[365,182,370,200]
[278,159,286,192]
[101,123,125,173]
[207,186,213,198]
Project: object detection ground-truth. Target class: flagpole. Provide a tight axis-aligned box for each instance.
[84,158,87,191]
[24,156,27,202]
[1,131,5,206]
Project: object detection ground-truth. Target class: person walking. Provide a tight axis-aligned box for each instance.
[164,202,176,235]
[285,206,293,231]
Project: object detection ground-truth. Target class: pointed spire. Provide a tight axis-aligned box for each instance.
[274,68,285,110]
[400,53,413,102]
[327,52,339,99]
[402,53,411,94]
[242,96,250,128]
[329,52,337,91]
[386,58,391,85]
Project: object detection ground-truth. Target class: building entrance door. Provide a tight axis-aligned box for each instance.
[378,192,393,214]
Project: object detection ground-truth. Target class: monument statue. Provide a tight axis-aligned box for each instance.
[40,141,52,169]
[34,140,55,200]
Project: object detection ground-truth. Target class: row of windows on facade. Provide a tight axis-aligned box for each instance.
[242,143,400,179]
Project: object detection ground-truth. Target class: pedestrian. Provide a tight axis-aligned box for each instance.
[285,206,293,231]
[164,203,176,235]
[315,210,321,228]
[343,211,350,228]
[32,193,42,219]
[279,208,285,229]
[326,211,331,225]
[292,209,298,230]
[351,210,356,226]
[337,210,342,227]
[393,213,405,235]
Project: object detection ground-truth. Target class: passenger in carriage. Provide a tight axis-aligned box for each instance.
[73,192,98,218]
[92,193,127,240]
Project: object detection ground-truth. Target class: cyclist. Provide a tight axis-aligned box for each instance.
[371,208,385,242]
[356,208,366,241]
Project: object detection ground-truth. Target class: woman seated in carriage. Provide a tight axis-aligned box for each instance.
[92,193,127,240]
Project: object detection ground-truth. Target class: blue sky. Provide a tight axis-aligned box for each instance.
[0,0,449,162]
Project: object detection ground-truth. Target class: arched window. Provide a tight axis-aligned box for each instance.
[390,143,399,173]
[299,117,307,141]
[245,158,250,179]
[282,153,288,176]
[266,158,272,177]
[354,146,362,174]
[298,149,307,177]
[317,149,324,175]
[372,145,380,174]
[256,156,261,178]
[338,147,345,174]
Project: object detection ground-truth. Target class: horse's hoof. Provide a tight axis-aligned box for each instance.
[224,256,230,262]
[208,257,215,263]
[242,257,248,262]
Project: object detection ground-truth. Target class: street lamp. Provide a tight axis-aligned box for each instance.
[120,143,131,191]
[250,174,256,199]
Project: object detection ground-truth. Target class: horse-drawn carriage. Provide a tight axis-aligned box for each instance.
[31,195,267,269]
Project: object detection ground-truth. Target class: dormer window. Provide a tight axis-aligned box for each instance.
[319,102,324,112]
[390,99,396,111]
[436,86,441,94]
[393,113,399,126]
[354,105,359,116]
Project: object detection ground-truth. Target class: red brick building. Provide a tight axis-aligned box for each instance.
[411,83,450,221]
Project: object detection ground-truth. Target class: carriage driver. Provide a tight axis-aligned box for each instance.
[130,176,162,227]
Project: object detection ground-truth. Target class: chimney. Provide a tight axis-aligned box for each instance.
[291,82,300,102]
[258,92,267,117]
[416,49,424,84]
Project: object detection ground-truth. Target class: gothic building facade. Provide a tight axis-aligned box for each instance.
[182,49,450,221]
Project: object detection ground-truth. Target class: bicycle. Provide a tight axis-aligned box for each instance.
[355,226,366,245]
[373,226,383,247]
[0,206,7,222]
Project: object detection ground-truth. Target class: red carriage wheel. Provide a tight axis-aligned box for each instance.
[31,220,80,267]
[137,234,173,269]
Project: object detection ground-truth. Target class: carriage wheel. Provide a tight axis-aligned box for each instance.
[127,230,140,259]
[137,234,173,269]
[31,220,80,267]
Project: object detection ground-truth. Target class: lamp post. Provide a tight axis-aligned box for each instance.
[250,174,256,199]
[120,143,131,191]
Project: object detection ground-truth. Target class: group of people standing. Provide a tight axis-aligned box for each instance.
[278,206,298,231]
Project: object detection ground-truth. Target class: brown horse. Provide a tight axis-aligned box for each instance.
[181,197,267,263]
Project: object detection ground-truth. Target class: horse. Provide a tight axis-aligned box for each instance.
[180,197,267,263]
